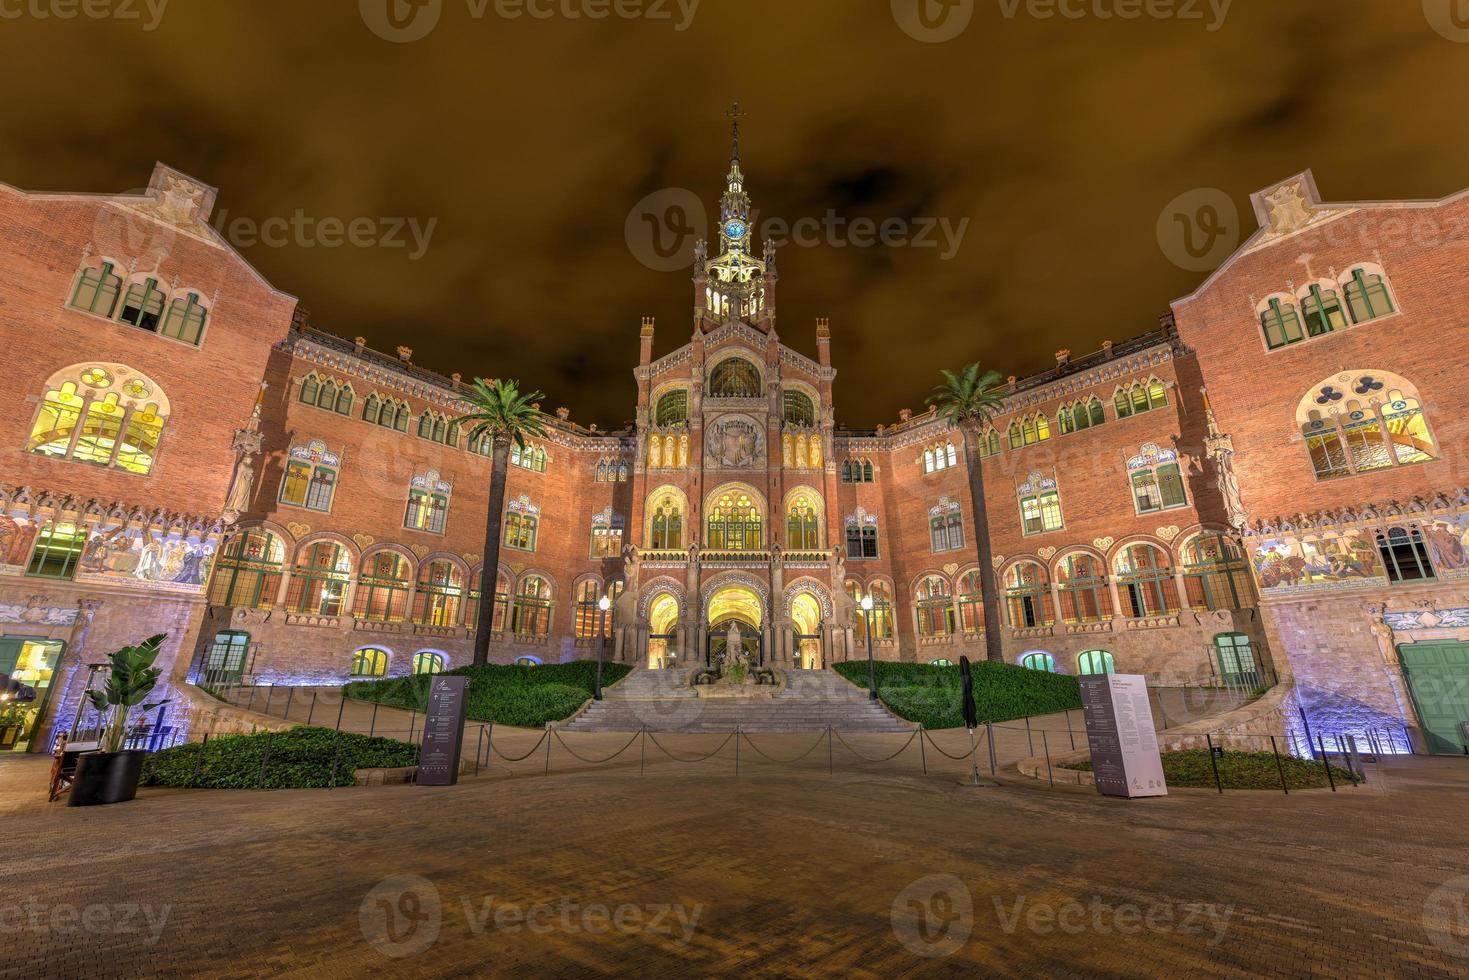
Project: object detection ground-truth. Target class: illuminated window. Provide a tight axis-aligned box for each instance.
[922,441,959,473]
[280,441,340,513]
[512,576,553,637]
[708,357,762,398]
[648,491,684,550]
[1077,650,1116,675]
[929,498,964,552]
[595,459,629,483]
[284,542,350,616]
[1020,651,1057,673]
[1057,553,1111,624]
[655,389,689,425]
[1058,397,1106,434]
[841,458,876,483]
[786,492,821,550]
[353,551,412,623]
[413,560,464,626]
[511,442,548,472]
[25,365,168,475]
[504,496,540,552]
[207,528,284,609]
[1298,374,1436,481]
[957,569,985,635]
[69,261,122,317]
[574,580,620,639]
[783,390,816,426]
[845,510,879,560]
[1018,474,1063,535]
[351,647,389,677]
[1182,535,1253,611]
[915,575,954,637]
[413,651,446,675]
[1344,267,1395,324]
[1127,444,1188,513]
[1259,296,1305,350]
[1377,526,1435,584]
[405,472,451,534]
[118,277,165,332]
[1115,544,1179,617]
[590,509,624,558]
[25,522,87,580]
[1300,283,1347,337]
[1004,561,1053,628]
[1114,379,1168,418]
[707,491,762,551]
[202,631,251,683]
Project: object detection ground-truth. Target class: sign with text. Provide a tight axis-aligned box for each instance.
[417,676,469,787]
[1079,674,1167,799]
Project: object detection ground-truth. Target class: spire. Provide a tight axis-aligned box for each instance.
[703,104,770,329]
[727,101,746,164]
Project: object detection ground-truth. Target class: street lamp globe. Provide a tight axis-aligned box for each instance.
[860,594,874,612]
[598,594,612,612]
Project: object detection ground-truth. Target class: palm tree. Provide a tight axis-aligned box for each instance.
[926,363,1007,663]
[456,378,548,667]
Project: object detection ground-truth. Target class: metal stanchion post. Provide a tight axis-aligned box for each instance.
[918,724,927,775]
[283,688,294,721]
[369,702,378,738]
[1318,735,1336,791]
[307,692,317,727]
[827,725,833,776]
[1042,730,1053,787]
[1270,735,1289,795]
[987,723,997,775]
[1206,734,1224,794]
[640,726,646,775]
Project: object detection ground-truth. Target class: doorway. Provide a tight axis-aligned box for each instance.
[791,591,823,670]
[0,636,65,753]
[1400,641,1469,755]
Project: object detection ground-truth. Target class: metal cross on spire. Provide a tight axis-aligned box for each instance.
[726,101,747,162]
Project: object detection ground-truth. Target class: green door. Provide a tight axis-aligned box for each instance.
[1400,642,1469,755]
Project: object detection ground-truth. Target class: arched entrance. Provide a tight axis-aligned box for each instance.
[706,584,764,667]
[647,592,679,669]
[791,591,823,670]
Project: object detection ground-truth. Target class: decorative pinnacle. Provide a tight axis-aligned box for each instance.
[726,101,747,162]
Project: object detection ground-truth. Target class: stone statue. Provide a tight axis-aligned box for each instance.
[1201,389,1248,531]
[222,387,267,526]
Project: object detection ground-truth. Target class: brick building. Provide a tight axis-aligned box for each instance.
[3,147,1467,755]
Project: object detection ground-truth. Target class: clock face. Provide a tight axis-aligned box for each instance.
[724,219,748,240]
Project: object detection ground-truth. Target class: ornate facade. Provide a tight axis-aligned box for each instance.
[3,146,1468,754]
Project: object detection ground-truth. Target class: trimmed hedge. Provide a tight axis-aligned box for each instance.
[1062,749,1362,790]
[142,727,418,789]
[832,660,1081,728]
[344,660,632,729]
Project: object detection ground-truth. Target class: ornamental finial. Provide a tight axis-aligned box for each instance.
[726,101,747,162]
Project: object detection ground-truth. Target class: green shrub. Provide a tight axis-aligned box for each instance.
[142,727,419,789]
[832,660,1081,728]
[1061,749,1361,790]
[344,661,631,728]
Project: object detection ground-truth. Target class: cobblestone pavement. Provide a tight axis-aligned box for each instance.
[1,749,1466,978]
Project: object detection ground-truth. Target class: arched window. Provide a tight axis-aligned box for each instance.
[300,375,321,405]
[1214,633,1260,689]
[207,528,284,609]
[1377,526,1435,583]
[417,411,436,440]
[1298,373,1437,481]
[915,575,954,637]
[334,385,354,416]
[708,357,762,398]
[351,647,389,677]
[922,441,958,473]
[413,560,464,626]
[1127,443,1187,513]
[1007,421,1024,451]
[413,651,446,676]
[159,291,208,345]
[467,570,513,634]
[285,541,351,616]
[1300,282,1347,337]
[394,402,410,432]
[1343,266,1395,324]
[25,522,87,580]
[1056,553,1111,624]
[353,551,412,623]
[786,493,821,550]
[648,491,685,550]
[512,576,553,637]
[118,277,165,332]
[1020,651,1057,673]
[1259,296,1305,350]
[405,472,451,534]
[1058,405,1073,435]
[957,569,985,635]
[1073,397,1105,431]
[976,429,1002,458]
[468,431,493,457]
[1004,561,1054,628]
[1018,474,1063,535]
[70,261,122,317]
[1077,650,1115,675]
[783,390,816,426]
[26,364,169,476]
[866,580,896,639]
[280,440,340,513]
[707,491,762,551]
[1181,534,1253,611]
[512,443,548,472]
[1115,544,1178,617]
[929,498,964,553]
[1114,379,1168,418]
[504,497,540,552]
[655,389,689,425]
[845,510,879,559]
[574,579,621,640]
[362,393,382,424]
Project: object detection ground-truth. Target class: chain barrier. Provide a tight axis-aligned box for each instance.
[737,729,829,765]
[646,730,738,763]
[487,729,550,763]
[832,727,921,763]
[550,728,644,765]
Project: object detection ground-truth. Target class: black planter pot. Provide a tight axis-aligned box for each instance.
[69,749,146,807]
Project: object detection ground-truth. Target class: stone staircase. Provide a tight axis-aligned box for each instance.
[562,667,912,733]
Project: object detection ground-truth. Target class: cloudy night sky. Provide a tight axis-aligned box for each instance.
[1,1,1466,427]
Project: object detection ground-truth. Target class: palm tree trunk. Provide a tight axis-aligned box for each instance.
[472,434,513,667]
[961,423,1005,663]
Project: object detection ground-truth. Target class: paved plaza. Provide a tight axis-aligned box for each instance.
[2,737,1467,978]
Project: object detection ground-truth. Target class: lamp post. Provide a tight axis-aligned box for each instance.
[595,593,612,701]
[860,593,877,701]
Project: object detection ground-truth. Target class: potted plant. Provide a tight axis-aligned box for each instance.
[0,701,31,749]
[69,633,170,807]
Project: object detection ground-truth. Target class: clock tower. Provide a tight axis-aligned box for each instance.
[696,103,776,332]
